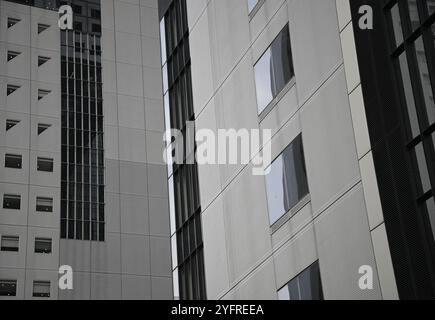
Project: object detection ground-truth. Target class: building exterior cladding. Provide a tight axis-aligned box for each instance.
[0,0,173,300]
[1,0,434,301]
[162,0,396,300]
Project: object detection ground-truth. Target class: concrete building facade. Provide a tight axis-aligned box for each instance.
[1,0,434,301]
[0,0,172,300]
[160,0,434,300]
[161,0,395,300]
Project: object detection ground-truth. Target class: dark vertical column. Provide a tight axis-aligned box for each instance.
[60,0,105,242]
[159,0,207,300]
[350,0,435,299]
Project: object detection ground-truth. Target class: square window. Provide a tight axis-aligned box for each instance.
[38,89,51,101]
[38,123,51,135]
[38,56,51,67]
[1,236,19,252]
[37,157,54,172]
[38,23,50,34]
[34,238,52,254]
[7,51,20,62]
[7,84,20,96]
[7,18,20,29]
[6,119,20,131]
[5,154,22,169]
[0,280,17,297]
[3,195,21,210]
[36,197,53,213]
[33,281,50,298]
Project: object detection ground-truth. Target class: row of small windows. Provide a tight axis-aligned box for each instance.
[4,154,53,172]
[6,119,51,135]
[7,17,50,34]
[0,279,51,298]
[1,236,52,254]
[6,85,52,101]
[3,194,53,212]
[7,51,51,67]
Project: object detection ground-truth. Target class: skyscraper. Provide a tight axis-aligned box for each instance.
[159,0,434,300]
[1,0,435,301]
[0,0,172,300]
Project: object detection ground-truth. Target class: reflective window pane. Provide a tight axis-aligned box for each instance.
[391,3,404,47]
[414,37,435,125]
[414,143,431,194]
[265,135,309,225]
[271,26,293,96]
[399,52,420,137]
[254,25,294,114]
[426,197,435,241]
[407,0,420,31]
[248,0,259,14]
[255,48,274,114]
[278,261,323,301]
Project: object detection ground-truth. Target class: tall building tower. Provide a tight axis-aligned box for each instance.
[158,0,434,300]
[0,0,172,300]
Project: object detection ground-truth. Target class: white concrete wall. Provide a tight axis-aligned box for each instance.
[187,0,397,300]
[0,0,61,300]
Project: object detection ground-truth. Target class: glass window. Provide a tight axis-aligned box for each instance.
[7,84,20,96]
[6,119,20,131]
[1,236,19,252]
[426,197,435,241]
[7,51,20,62]
[414,37,435,125]
[3,195,21,210]
[38,23,50,34]
[34,238,52,254]
[38,123,51,135]
[33,281,50,298]
[36,197,53,213]
[5,154,22,169]
[7,18,20,29]
[0,280,17,297]
[398,52,420,137]
[254,25,294,114]
[37,157,54,172]
[248,0,259,14]
[407,0,420,31]
[390,3,403,47]
[160,18,167,66]
[38,56,50,67]
[265,135,309,225]
[38,89,51,101]
[278,261,323,300]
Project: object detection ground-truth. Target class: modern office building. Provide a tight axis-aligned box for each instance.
[159,0,435,300]
[0,0,172,299]
[1,0,435,301]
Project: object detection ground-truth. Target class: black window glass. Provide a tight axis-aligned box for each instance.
[3,195,21,210]
[0,280,17,297]
[37,157,54,172]
[5,154,22,169]
[34,238,52,254]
